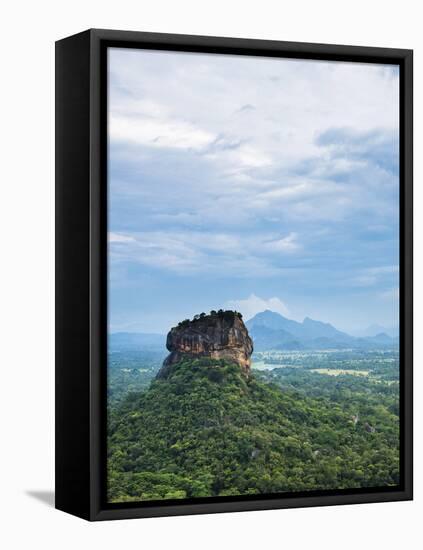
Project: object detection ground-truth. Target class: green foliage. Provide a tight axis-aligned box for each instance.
[177,310,242,328]
[107,357,399,503]
[107,350,165,405]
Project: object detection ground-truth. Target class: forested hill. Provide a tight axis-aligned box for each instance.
[107,357,399,502]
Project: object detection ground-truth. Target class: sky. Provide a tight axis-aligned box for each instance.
[108,47,399,335]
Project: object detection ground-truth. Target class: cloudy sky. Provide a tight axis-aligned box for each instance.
[108,47,399,334]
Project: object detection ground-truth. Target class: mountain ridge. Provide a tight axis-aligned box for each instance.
[246,310,396,351]
[109,310,397,352]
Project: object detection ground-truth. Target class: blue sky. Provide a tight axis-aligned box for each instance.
[108,48,399,334]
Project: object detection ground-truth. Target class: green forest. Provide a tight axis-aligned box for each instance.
[107,356,399,503]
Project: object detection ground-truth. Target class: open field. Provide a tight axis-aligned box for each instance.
[310,368,369,377]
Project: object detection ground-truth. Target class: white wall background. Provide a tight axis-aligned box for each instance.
[0,1,420,548]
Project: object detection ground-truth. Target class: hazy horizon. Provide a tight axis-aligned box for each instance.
[108,305,399,337]
[108,48,399,335]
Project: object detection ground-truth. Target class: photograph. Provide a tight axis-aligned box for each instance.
[2,0,419,547]
[106,47,401,504]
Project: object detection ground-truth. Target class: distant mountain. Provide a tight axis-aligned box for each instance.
[246,310,397,351]
[300,316,351,341]
[109,332,166,351]
[246,310,302,335]
[247,310,349,339]
[365,332,394,344]
[350,324,399,339]
[109,312,398,353]
[249,324,304,351]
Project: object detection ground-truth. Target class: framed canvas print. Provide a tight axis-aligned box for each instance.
[55,29,413,521]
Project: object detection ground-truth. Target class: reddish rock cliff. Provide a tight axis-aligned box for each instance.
[157,311,253,379]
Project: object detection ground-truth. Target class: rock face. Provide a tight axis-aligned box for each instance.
[157,311,253,379]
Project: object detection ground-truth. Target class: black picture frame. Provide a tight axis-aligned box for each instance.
[55,28,413,521]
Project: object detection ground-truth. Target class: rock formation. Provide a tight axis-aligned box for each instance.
[157,310,253,379]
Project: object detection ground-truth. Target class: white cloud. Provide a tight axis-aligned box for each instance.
[380,287,399,301]
[107,48,400,247]
[262,232,300,252]
[350,265,399,287]
[110,113,215,151]
[109,48,399,186]
[351,274,378,287]
[108,232,135,243]
[110,231,200,271]
[108,230,302,276]
[258,179,345,202]
[225,293,290,320]
[106,49,399,333]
